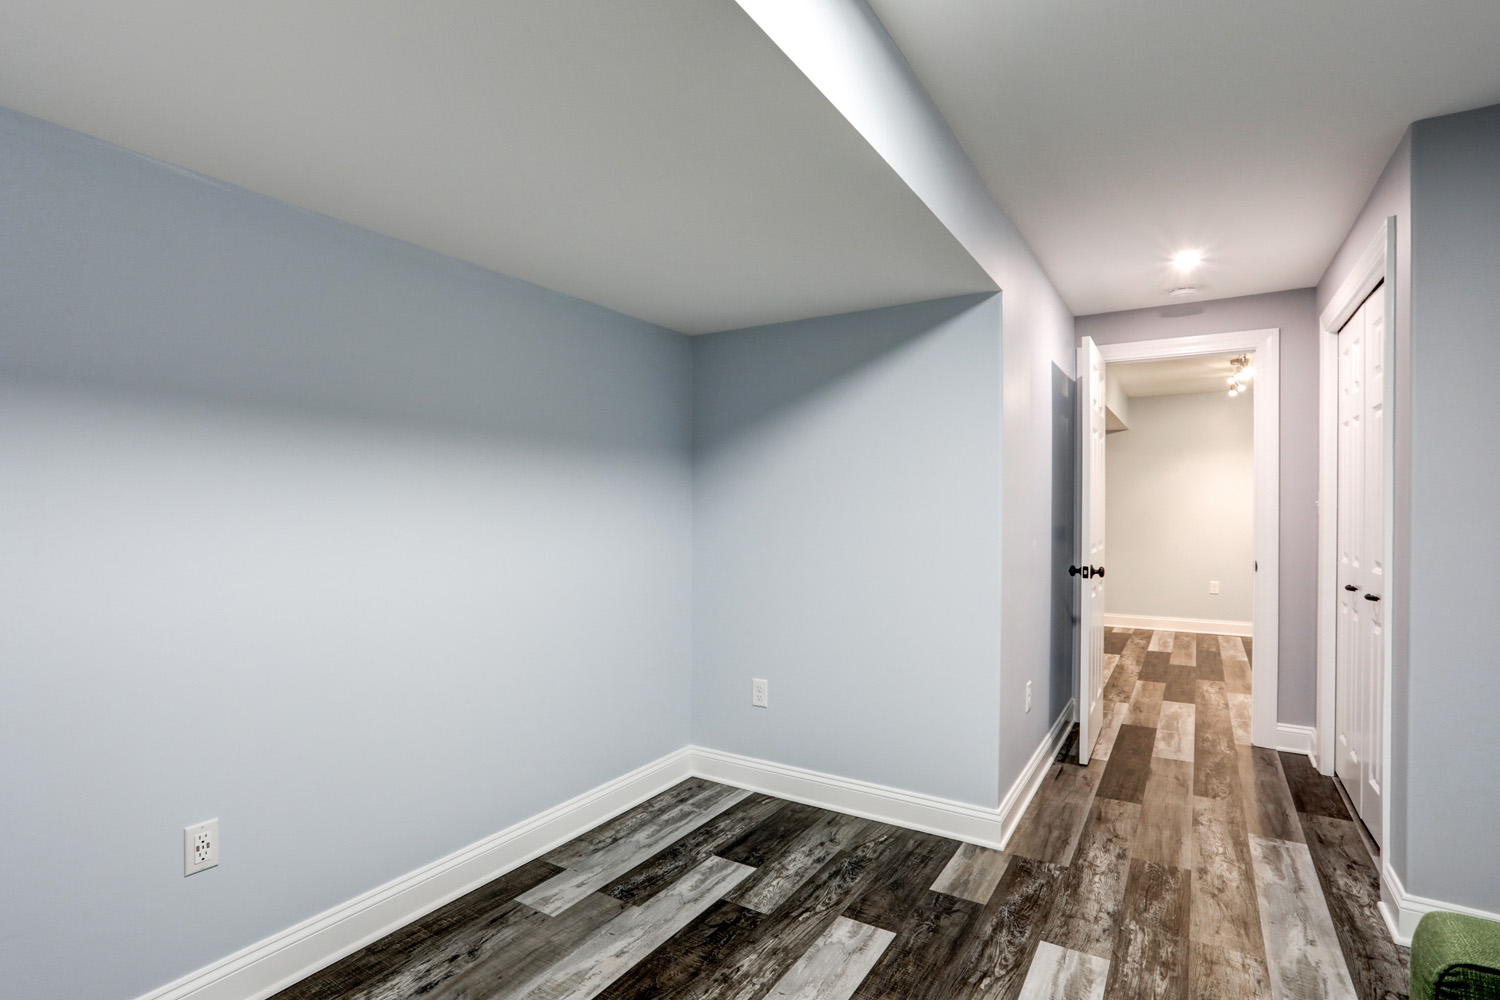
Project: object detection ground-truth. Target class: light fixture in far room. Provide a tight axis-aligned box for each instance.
[1172,248,1204,273]
[1227,354,1254,396]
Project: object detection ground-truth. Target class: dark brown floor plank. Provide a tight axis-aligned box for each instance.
[1104,630,1131,655]
[1043,797,1142,960]
[1162,661,1197,704]
[1102,859,1191,1000]
[1193,681,1239,799]
[602,792,784,906]
[1242,636,1253,664]
[855,855,1061,1000]
[1008,759,1105,864]
[1277,751,1353,820]
[1096,724,1156,804]
[1137,650,1171,682]
[1236,746,1304,844]
[844,826,963,932]
[715,800,827,867]
[726,809,874,913]
[1195,634,1225,683]
[268,857,564,1000]
[1190,794,1266,961]
[1188,941,1271,1000]
[1300,813,1411,1000]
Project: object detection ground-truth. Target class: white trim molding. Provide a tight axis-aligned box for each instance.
[1102,613,1252,637]
[1273,723,1315,755]
[691,700,1077,852]
[136,748,695,1000]
[1380,861,1500,947]
[1097,330,1280,750]
[136,715,1082,1000]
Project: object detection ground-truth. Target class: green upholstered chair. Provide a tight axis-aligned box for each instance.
[1411,911,1500,1000]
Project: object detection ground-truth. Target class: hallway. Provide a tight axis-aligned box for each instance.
[268,630,1407,1000]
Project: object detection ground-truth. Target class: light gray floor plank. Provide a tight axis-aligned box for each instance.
[1148,630,1175,652]
[1092,701,1127,762]
[543,778,719,868]
[764,915,894,1000]
[1122,680,1166,728]
[501,855,754,1000]
[1248,834,1357,1000]
[1153,702,1195,762]
[931,841,1010,904]
[1018,940,1110,1000]
[519,787,751,915]
[727,810,871,913]
[1227,692,1253,746]
[1169,634,1198,666]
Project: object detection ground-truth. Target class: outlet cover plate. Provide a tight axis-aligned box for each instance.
[752,678,769,708]
[184,819,219,876]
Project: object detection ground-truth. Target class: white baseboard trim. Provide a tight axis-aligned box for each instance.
[135,748,695,1000]
[1380,860,1500,946]
[1103,613,1252,637]
[136,715,1083,1000]
[690,701,1076,853]
[1273,723,1315,755]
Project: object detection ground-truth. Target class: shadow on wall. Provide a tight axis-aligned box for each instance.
[693,294,997,454]
[1050,362,1077,714]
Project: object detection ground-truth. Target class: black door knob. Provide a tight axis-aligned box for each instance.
[1069,565,1084,577]
[1345,584,1359,592]
[1364,593,1381,602]
[1093,566,1106,579]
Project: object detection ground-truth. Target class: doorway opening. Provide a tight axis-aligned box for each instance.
[1075,330,1281,763]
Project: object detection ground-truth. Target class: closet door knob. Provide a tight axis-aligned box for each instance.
[1069,565,1086,577]
[1363,593,1381,602]
[1345,584,1359,592]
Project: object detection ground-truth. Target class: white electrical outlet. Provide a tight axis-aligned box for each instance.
[1025,681,1032,713]
[752,678,769,708]
[1209,580,1220,595]
[184,819,219,876]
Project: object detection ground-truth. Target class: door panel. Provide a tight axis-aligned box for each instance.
[1334,286,1386,843]
[1077,338,1106,763]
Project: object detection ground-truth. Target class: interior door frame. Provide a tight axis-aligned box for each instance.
[1315,217,1396,859]
[1097,329,1281,749]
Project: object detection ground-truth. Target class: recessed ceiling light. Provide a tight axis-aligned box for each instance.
[1169,286,1198,297]
[1172,249,1204,273]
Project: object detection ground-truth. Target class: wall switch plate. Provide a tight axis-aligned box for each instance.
[752,678,769,708]
[1025,680,1032,713]
[184,819,219,876]
[1209,580,1220,595]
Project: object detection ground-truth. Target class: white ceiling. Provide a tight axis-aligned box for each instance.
[0,0,994,334]
[868,0,1500,316]
[1110,353,1252,398]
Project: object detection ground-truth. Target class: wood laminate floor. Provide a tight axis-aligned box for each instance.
[274,629,1406,1000]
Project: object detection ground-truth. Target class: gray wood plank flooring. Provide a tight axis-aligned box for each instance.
[271,629,1405,1000]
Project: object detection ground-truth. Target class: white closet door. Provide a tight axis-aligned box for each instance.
[1334,287,1386,843]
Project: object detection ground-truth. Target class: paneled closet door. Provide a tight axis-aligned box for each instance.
[1334,286,1385,844]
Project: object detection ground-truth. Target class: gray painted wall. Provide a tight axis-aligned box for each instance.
[1402,104,1500,912]
[0,109,694,1000]
[691,296,1005,806]
[1316,130,1412,882]
[1075,289,1320,726]
[1106,391,1255,623]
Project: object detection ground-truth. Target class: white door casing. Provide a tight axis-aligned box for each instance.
[1077,337,1107,764]
[1334,287,1386,844]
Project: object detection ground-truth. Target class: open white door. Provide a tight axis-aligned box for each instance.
[1076,337,1107,764]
